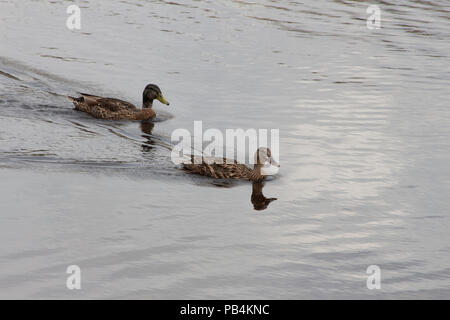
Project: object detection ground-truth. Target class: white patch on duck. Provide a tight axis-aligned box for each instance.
[261,162,280,176]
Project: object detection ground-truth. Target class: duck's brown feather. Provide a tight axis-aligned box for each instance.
[69,94,155,120]
[182,155,264,181]
[78,93,138,111]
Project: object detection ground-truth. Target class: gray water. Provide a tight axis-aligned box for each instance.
[0,0,449,299]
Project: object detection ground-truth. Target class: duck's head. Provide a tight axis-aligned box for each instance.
[255,147,280,176]
[255,147,279,167]
[143,84,170,108]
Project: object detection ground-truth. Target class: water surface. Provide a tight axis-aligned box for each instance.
[0,0,449,299]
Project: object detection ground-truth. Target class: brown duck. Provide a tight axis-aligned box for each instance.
[68,84,169,120]
[183,147,279,181]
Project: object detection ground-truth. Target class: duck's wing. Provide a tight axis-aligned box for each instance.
[80,93,138,112]
[183,156,248,179]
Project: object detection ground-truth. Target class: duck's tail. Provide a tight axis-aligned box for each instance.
[67,95,84,103]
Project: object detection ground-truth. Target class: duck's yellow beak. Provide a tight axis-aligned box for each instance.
[157,94,170,106]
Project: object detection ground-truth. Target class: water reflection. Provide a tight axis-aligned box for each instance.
[140,120,155,152]
[194,174,277,211]
[251,181,277,211]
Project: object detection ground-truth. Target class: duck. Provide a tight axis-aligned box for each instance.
[68,84,169,120]
[182,147,279,181]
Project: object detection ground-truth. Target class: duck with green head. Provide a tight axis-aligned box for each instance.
[68,84,169,120]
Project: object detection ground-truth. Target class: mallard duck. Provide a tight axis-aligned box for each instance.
[68,84,169,120]
[182,147,279,181]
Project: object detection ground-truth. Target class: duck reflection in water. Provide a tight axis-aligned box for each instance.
[251,181,277,211]
[210,180,277,211]
[140,120,155,152]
